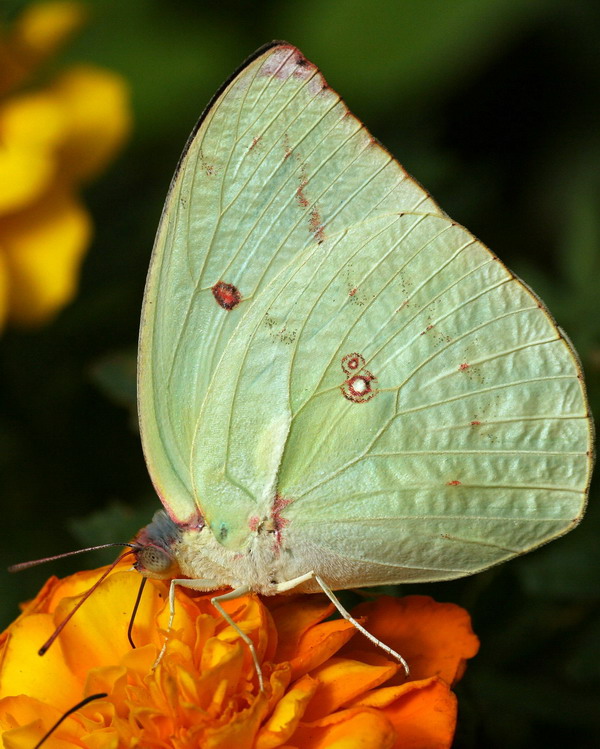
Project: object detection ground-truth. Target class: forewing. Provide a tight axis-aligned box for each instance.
[138,44,438,526]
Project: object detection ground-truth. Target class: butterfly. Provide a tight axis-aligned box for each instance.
[132,41,593,684]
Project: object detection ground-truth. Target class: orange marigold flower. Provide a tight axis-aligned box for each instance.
[0,565,479,748]
[0,1,131,329]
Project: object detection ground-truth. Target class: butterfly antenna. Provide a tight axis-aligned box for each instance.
[128,576,147,649]
[33,692,108,748]
[8,542,139,573]
[38,549,136,656]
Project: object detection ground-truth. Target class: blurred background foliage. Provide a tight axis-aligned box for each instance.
[1,0,599,746]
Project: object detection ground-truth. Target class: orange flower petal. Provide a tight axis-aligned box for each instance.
[56,572,171,680]
[256,674,319,749]
[1,571,476,748]
[270,595,335,662]
[51,65,132,181]
[265,661,293,712]
[80,727,120,749]
[19,562,132,619]
[0,695,74,749]
[2,189,91,326]
[354,677,458,749]
[202,693,269,749]
[12,571,157,694]
[155,586,204,648]
[0,614,82,709]
[86,662,129,700]
[9,576,62,620]
[214,593,273,672]
[346,595,479,685]
[1,693,112,749]
[198,639,246,706]
[39,561,133,614]
[271,595,359,680]
[303,657,399,722]
[291,706,397,749]
[290,620,358,682]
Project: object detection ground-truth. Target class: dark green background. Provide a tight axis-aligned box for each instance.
[1,1,599,746]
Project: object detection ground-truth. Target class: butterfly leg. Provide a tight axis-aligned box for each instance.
[272,570,316,592]
[275,571,410,678]
[153,579,265,690]
[210,586,265,692]
[152,577,223,669]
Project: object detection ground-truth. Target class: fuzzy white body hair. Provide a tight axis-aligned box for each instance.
[171,524,326,594]
[168,520,460,594]
[137,510,468,592]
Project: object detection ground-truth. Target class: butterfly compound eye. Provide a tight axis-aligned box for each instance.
[135,545,178,579]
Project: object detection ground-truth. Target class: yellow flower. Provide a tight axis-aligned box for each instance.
[0,2,131,328]
[0,564,479,748]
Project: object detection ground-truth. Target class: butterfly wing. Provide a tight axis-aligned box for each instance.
[138,43,440,539]
[184,47,592,572]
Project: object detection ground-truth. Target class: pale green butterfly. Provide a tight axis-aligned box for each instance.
[132,42,593,685]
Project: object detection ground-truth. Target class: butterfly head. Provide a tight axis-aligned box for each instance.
[133,510,182,580]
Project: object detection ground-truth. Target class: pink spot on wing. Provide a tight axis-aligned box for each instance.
[260,47,315,81]
[212,281,241,310]
[248,516,260,532]
[273,495,291,519]
[447,480,461,486]
[342,373,377,403]
[309,206,324,242]
[470,420,481,426]
[249,136,262,151]
[459,363,470,371]
[420,324,434,335]
[340,352,378,403]
[349,287,357,297]
[199,148,216,177]
[341,352,365,375]
[272,494,291,550]
[296,174,309,207]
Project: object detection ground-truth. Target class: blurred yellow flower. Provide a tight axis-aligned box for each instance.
[0,564,479,748]
[0,1,131,328]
